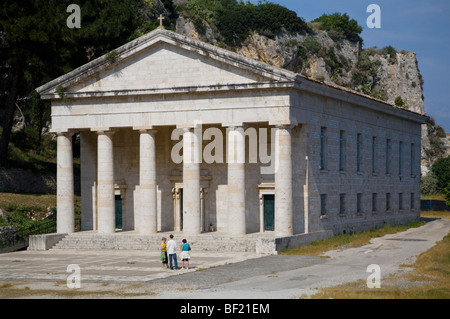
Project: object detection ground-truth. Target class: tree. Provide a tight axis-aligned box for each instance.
[0,0,64,165]
[216,1,308,47]
[420,172,440,195]
[0,0,144,166]
[430,156,450,193]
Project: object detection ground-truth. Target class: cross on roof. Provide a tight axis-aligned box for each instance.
[158,14,164,29]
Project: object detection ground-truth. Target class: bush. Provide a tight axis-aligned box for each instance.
[382,45,397,64]
[445,182,450,207]
[312,12,362,43]
[431,156,450,192]
[394,96,405,106]
[421,172,440,195]
[351,48,380,88]
[435,125,446,138]
[216,1,309,47]
[425,121,447,162]
[302,35,321,54]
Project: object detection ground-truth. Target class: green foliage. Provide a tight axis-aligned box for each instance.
[430,156,450,193]
[394,96,405,107]
[421,172,440,195]
[382,45,397,64]
[425,119,447,161]
[435,125,446,138]
[0,0,148,169]
[445,183,450,207]
[302,36,321,54]
[105,50,119,65]
[350,48,382,98]
[312,13,362,43]
[56,85,67,98]
[215,1,309,47]
[4,204,43,229]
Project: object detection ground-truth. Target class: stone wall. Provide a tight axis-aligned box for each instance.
[293,90,422,235]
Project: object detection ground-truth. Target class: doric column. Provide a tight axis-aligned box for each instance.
[138,129,157,234]
[275,125,293,236]
[56,131,75,234]
[182,128,201,234]
[97,130,115,233]
[227,126,246,235]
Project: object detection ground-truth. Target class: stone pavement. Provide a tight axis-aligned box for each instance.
[0,249,266,284]
[0,218,448,299]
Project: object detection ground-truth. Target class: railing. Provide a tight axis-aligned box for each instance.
[0,218,57,252]
[0,215,82,253]
[420,200,450,211]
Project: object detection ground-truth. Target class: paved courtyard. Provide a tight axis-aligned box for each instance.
[0,218,448,299]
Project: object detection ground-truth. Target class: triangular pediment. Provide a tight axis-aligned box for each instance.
[69,41,271,93]
[37,29,297,98]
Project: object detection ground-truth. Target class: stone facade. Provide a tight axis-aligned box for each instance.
[36,28,427,240]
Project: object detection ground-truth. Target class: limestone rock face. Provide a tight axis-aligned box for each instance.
[373,51,425,115]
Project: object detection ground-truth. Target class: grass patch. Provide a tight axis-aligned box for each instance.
[280,220,426,257]
[0,192,81,232]
[0,192,57,211]
[421,194,445,201]
[421,210,450,220]
[0,285,156,298]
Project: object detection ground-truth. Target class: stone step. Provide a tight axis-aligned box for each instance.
[51,231,266,252]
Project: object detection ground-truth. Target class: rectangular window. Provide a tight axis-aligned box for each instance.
[399,141,403,175]
[320,127,327,170]
[339,130,345,171]
[339,193,346,216]
[372,193,377,212]
[320,194,327,215]
[357,193,362,214]
[386,139,390,174]
[410,143,415,176]
[357,133,362,173]
[411,193,415,209]
[372,136,377,173]
[386,193,391,211]
[399,193,403,210]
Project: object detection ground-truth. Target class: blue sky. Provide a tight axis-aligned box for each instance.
[249,0,450,133]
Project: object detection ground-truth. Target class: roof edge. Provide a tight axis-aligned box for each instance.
[36,28,297,94]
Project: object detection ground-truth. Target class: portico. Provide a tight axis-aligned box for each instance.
[55,121,295,236]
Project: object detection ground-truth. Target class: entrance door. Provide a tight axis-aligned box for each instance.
[179,188,183,230]
[263,194,275,231]
[115,195,122,229]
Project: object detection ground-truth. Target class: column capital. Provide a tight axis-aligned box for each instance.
[95,130,116,136]
[133,125,156,132]
[55,130,76,138]
[223,122,249,129]
[176,122,202,130]
[138,128,157,134]
[275,124,294,131]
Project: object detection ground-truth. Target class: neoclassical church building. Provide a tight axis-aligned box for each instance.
[37,28,427,244]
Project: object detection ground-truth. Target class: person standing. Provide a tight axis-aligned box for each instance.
[160,237,169,269]
[167,234,178,270]
[180,239,191,270]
